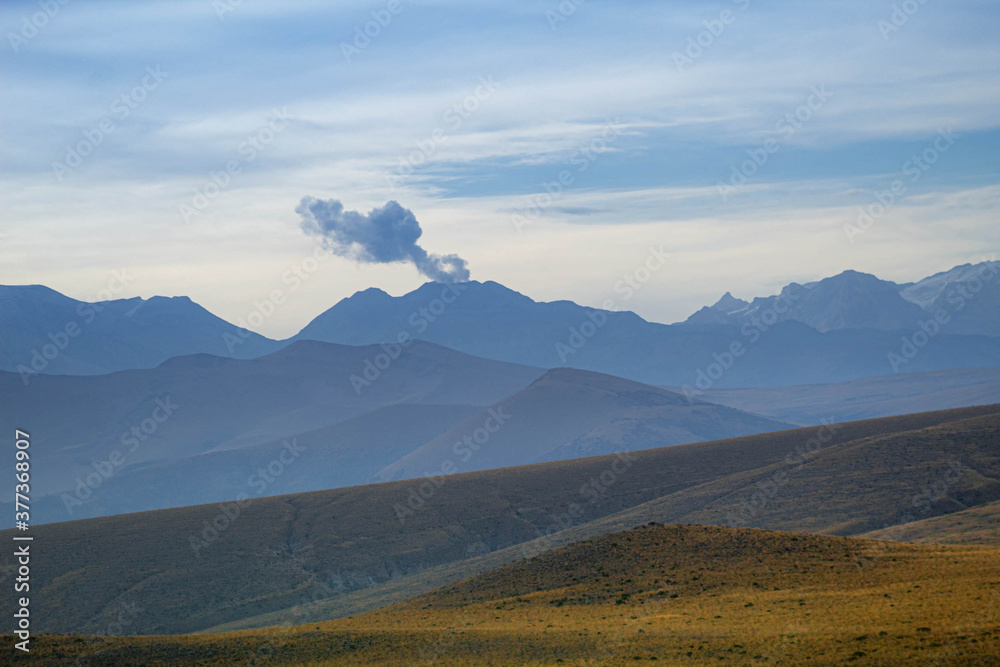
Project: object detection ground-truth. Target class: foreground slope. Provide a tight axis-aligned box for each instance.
[19,525,1000,666]
[221,405,1000,632]
[4,405,998,636]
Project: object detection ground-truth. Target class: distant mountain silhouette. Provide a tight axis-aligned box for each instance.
[899,261,1000,336]
[2,261,998,384]
[0,285,281,376]
[685,261,1000,335]
[294,275,1000,387]
[682,367,1000,425]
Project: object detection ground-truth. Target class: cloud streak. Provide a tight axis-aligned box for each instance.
[296,197,470,282]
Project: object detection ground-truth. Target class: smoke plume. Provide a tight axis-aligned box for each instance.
[296,197,470,282]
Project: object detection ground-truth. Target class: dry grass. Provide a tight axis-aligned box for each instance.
[11,524,1000,666]
[865,500,1000,545]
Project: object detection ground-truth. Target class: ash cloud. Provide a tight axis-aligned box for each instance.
[296,197,470,283]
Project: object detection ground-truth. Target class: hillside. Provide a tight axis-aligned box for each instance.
[4,405,998,636]
[2,349,804,525]
[18,524,1000,665]
[374,368,796,481]
[544,409,1000,538]
[58,367,795,521]
[685,366,1000,425]
[218,404,1000,632]
[864,500,1000,545]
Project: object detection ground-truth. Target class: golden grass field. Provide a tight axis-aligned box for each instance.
[12,524,1000,666]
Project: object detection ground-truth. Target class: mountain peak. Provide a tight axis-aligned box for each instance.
[827,269,881,282]
[350,286,392,299]
[712,291,749,313]
[0,283,80,305]
[409,279,535,307]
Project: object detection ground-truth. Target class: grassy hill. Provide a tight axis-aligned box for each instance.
[4,404,998,637]
[864,500,1000,545]
[572,409,1000,537]
[15,524,1000,665]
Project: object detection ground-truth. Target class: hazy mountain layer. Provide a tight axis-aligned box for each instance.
[374,367,795,482]
[0,340,544,502]
[682,366,1000,425]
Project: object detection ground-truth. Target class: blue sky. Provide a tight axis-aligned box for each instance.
[2,0,998,336]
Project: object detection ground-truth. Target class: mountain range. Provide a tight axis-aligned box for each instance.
[684,262,999,335]
[4,261,997,387]
[8,348,1000,526]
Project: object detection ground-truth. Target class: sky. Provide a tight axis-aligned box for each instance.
[2,0,998,338]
